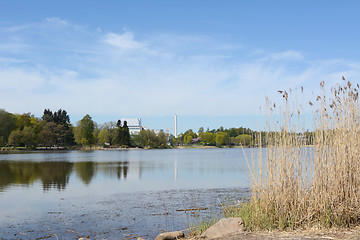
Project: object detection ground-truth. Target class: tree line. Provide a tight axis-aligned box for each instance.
[1,108,270,149]
[0,108,134,148]
[174,126,255,147]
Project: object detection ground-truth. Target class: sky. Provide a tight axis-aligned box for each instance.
[1,0,360,134]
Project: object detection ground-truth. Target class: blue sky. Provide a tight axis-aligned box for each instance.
[1,1,360,134]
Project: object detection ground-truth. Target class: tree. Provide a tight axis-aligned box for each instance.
[97,121,117,146]
[15,113,33,130]
[42,109,54,122]
[41,108,74,146]
[157,131,168,147]
[184,134,193,144]
[74,114,95,146]
[215,132,230,147]
[0,109,17,146]
[8,126,37,147]
[198,127,204,134]
[114,120,123,146]
[216,133,226,146]
[234,134,252,146]
[184,129,197,138]
[8,129,22,147]
[53,109,70,125]
[199,132,215,145]
[122,121,131,146]
[21,126,37,147]
[132,129,168,148]
[40,122,67,147]
[114,120,131,147]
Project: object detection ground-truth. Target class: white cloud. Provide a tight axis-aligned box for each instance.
[0,43,29,53]
[270,50,304,61]
[0,57,28,63]
[46,17,69,26]
[104,32,144,50]
[1,19,360,124]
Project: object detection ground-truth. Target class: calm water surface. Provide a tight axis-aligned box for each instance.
[0,148,252,239]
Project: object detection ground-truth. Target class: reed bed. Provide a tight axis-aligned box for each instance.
[240,77,360,230]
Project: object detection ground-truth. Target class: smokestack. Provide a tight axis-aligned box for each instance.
[174,114,177,138]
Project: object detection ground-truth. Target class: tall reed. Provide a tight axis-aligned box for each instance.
[242,78,360,230]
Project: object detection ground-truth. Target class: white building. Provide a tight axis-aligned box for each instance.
[121,118,142,135]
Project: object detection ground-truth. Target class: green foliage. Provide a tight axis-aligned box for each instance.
[157,131,168,147]
[97,121,117,146]
[199,132,215,145]
[8,129,22,146]
[188,217,219,237]
[215,132,230,146]
[184,129,197,138]
[8,126,37,147]
[132,129,168,148]
[42,109,54,122]
[40,108,74,146]
[15,113,33,130]
[198,127,204,134]
[0,109,17,146]
[40,122,68,147]
[233,134,252,146]
[122,121,131,146]
[184,134,194,144]
[114,120,131,147]
[74,114,95,146]
[215,133,225,146]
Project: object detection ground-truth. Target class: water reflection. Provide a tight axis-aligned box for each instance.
[75,161,94,184]
[0,148,251,193]
[0,160,132,192]
[0,149,254,239]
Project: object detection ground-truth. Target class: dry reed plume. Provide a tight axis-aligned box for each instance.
[239,77,360,230]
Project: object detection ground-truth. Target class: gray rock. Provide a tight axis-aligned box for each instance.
[155,230,185,240]
[201,217,244,239]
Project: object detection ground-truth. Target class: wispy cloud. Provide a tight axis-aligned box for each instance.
[0,18,359,123]
[104,32,145,50]
[45,17,69,26]
[270,50,304,61]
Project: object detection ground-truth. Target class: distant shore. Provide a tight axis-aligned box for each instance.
[0,144,250,153]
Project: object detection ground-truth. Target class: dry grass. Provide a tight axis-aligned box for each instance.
[241,77,360,231]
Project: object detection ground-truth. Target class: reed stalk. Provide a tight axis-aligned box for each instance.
[242,77,360,230]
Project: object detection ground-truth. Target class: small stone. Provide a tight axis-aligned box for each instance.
[155,230,184,240]
[202,217,244,239]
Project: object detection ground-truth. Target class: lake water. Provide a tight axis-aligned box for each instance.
[0,148,252,239]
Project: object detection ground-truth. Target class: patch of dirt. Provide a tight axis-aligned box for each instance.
[187,226,360,240]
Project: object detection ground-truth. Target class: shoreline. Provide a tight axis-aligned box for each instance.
[0,145,249,153]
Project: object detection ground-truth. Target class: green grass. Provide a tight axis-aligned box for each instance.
[187,216,219,236]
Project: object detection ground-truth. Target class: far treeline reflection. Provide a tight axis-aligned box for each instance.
[0,161,129,192]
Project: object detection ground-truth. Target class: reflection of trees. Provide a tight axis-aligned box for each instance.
[97,162,129,180]
[75,161,95,184]
[0,160,133,191]
[39,162,73,191]
[0,161,73,192]
[0,162,39,190]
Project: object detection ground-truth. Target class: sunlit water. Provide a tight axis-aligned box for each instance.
[0,148,253,239]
